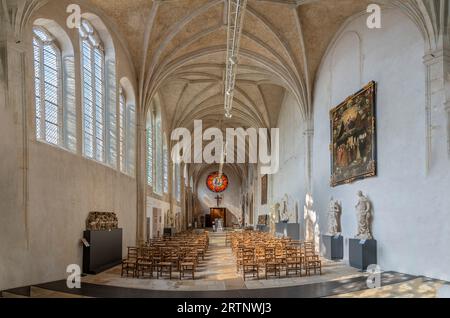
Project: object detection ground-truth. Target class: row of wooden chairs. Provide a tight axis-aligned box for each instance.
[121,231,208,280]
[230,231,322,280]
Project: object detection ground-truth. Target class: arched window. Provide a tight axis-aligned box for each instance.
[119,87,126,172]
[119,85,136,176]
[154,111,163,195]
[126,96,136,176]
[80,19,105,162]
[173,163,181,202]
[33,27,62,145]
[163,134,169,194]
[184,164,189,187]
[146,112,153,186]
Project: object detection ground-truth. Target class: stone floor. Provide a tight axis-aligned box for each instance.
[330,277,447,298]
[81,232,365,291]
[2,232,447,298]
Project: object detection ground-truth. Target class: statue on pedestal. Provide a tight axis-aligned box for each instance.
[327,197,342,236]
[269,202,279,234]
[280,194,289,223]
[304,194,315,242]
[272,202,280,223]
[355,191,373,240]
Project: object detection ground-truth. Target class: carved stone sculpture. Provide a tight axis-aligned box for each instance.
[327,197,342,236]
[86,212,118,231]
[355,191,373,240]
[272,202,281,223]
[280,194,290,223]
[304,194,315,242]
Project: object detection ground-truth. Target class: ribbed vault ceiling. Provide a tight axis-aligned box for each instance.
[85,0,378,186]
[88,0,375,131]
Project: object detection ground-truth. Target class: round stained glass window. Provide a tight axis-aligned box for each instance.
[206,172,229,193]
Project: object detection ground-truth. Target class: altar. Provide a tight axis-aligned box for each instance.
[210,207,226,226]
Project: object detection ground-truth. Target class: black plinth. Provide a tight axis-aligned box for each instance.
[275,223,300,240]
[83,229,123,274]
[349,238,377,270]
[256,225,269,232]
[322,235,343,260]
[164,227,175,236]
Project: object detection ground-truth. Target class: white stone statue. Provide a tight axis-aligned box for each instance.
[271,202,280,223]
[355,191,373,240]
[304,193,314,242]
[327,197,342,236]
[280,194,289,223]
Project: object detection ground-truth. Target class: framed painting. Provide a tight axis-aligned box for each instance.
[330,81,377,187]
[261,174,268,205]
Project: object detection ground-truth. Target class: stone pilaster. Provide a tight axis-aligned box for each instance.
[135,112,147,243]
[423,48,450,171]
[303,125,314,193]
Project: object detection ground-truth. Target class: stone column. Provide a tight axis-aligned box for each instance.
[423,48,450,172]
[303,124,314,194]
[135,111,147,243]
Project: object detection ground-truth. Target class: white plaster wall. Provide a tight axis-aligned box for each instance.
[146,195,170,238]
[197,167,242,223]
[28,143,137,281]
[313,8,450,281]
[0,120,137,291]
[0,0,138,290]
[270,92,306,223]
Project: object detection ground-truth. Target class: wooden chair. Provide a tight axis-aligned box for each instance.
[303,242,322,276]
[264,247,281,279]
[157,262,173,279]
[137,248,153,279]
[121,247,139,277]
[242,248,259,281]
[179,262,196,280]
[285,247,302,277]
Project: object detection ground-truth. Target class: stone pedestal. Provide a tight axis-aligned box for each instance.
[349,238,377,270]
[275,223,300,240]
[163,227,175,236]
[256,224,269,232]
[83,229,123,274]
[322,235,343,260]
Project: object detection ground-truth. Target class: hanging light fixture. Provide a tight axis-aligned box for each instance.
[224,0,247,118]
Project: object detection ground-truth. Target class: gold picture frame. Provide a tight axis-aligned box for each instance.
[330,81,377,187]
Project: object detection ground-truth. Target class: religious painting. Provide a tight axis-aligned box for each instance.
[261,174,268,205]
[330,81,377,187]
[206,171,229,193]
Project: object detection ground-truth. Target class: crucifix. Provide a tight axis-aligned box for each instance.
[214,194,223,207]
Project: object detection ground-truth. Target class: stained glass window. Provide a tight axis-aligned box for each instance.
[206,172,229,193]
